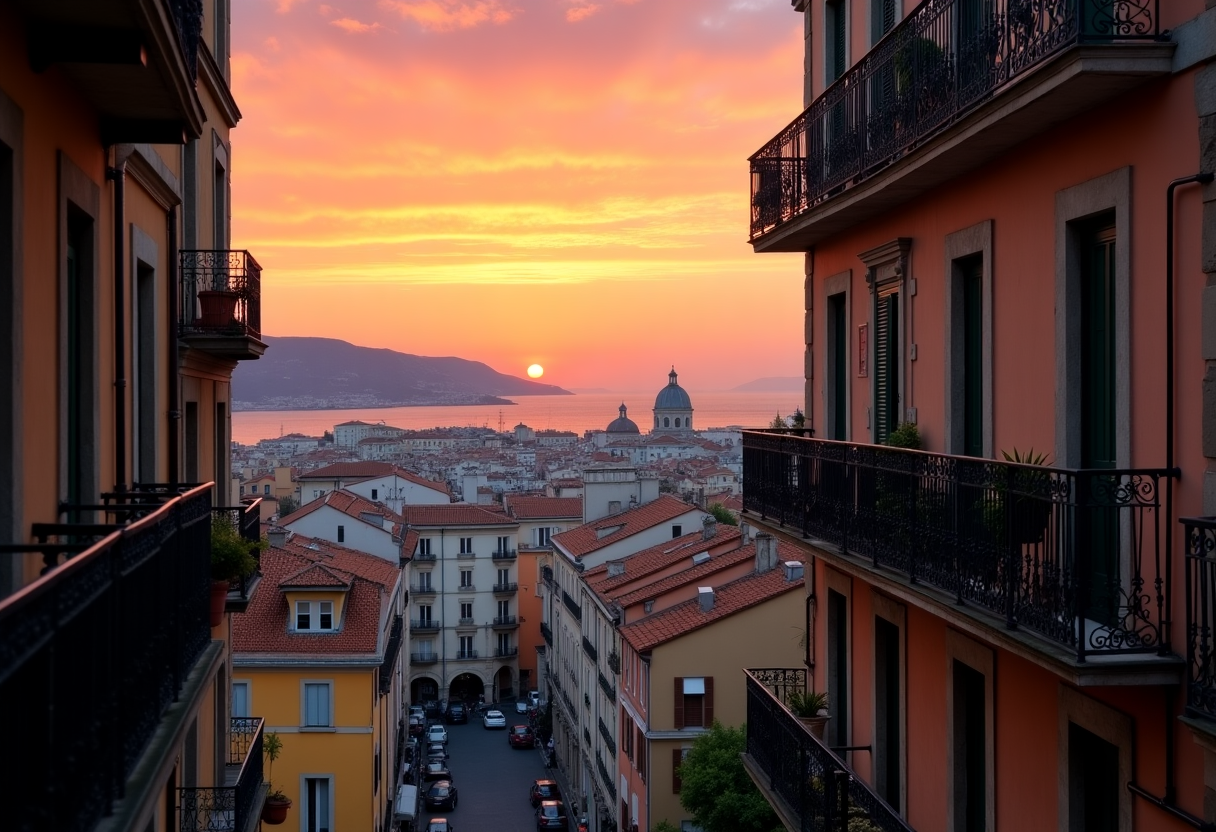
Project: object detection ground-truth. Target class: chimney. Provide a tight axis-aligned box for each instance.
[740,521,752,542]
[754,533,779,574]
[607,560,626,578]
[698,586,715,612]
[783,560,804,582]
[702,514,717,541]
[268,526,287,548]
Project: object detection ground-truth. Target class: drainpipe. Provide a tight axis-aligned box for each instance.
[106,148,132,493]
[167,204,180,486]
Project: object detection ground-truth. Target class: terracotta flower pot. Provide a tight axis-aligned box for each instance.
[262,796,292,825]
[196,290,238,328]
[798,714,830,741]
[209,580,230,627]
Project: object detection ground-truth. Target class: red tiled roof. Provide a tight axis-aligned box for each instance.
[583,524,742,594]
[279,489,403,529]
[280,563,352,589]
[551,495,697,558]
[619,557,806,652]
[296,461,398,480]
[389,467,452,496]
[504,496,583,521]
[402,503,519,528]
[232,534,400,656]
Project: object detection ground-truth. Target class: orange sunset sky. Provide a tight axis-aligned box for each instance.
[230,0,807,391]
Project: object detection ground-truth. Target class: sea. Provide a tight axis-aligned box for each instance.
[231,390,802,445]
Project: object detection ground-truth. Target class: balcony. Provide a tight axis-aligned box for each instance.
[495,647,520,658]
[744,669,912,832]
[379,615,404,696]
[0,485,214,832]
[411,582,438,596]
[1185,517,1216,722]
[18,0,206,143]
[542,564,554,587]
[582,636,599,662]
[458,617,476,627]
[213,498,264,613]
[178,250,266,360]
[492,548,518,561]
[599,671,616,704]
[410,618,441,632]
[596,752,617,801]
[180,717,267,832]
[411,652,439,665]
[563,589,582,620]
[457,549,476,559]
[541,621,553,646]
[414,551,438,562]
[493,581,519,594]
[748,0,1169,251]
[455,650,480,660]
[744,431,1180,676]
[598,717,616,756]
[493,615,519,629]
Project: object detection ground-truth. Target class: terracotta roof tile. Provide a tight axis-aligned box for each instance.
[551,495,695,558]
[504,496,583,521]
[297,461,396,480]
[279,489,404,529]
[583,525,743,594]
[280,563,352,589]
[402,503,519,528]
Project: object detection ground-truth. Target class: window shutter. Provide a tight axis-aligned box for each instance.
[673,678,684,729]
[874,290,899,444]
[704,677,715,726]
[673,748,684,793]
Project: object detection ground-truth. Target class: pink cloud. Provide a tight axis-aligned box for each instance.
[566,4,599,22]
[276,0,308,13]
[331,16,383,32]
[379,0,517,31]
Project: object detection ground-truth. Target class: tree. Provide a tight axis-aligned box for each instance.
[677,721,783,832]
[708,502,738,526]
[278,495,299,517]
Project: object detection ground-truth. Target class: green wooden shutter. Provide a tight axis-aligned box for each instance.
[874,289,899,444]
[962,256,983,457]
[830,294,847,439]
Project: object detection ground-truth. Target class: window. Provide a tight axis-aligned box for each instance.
[673,748,689,793]
[304,776,332,832]
[825,0,847,81]
[498,600,510,618]
[64,195,98,510]
[0,98,20,563]
[537,527,552,547]
[826,581,849,748]
[824,274,850,440]
[945,222,993,457]
[673,676,713,729]
[460,601,473,620]
[417,604,433,624]
[459,537,473,554]
[371,488,378,500]
[663,417,670,428]
[636,725,647,781]
[952,660,986,831]
[337,525,344,543]
[497,568,510,585]
[860,239,910,444]
[418,571,432,591]
[1059,681,1132,832]
[264,483,270,494]
[497,535,510,553]
[872,593,906,813]
[232,681,251,718]
[458,635,474,657]
[497,632,512,654]
[132,239,157,484]
[302,682,332,727]
[416,639,434,658]
[671,525,682,538]
[418,538,432,556]
[296,600,335,632]
[674,418,681,428]
[460,569,473,589]
[870,0,895,44]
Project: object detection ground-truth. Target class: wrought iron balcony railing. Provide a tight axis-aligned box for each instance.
[1185,517,1216,720]
[414,551,438,562]
[379,615,404,696]
[411,652,439,665]
[597,752,617,801]
[607,650,620,674]
[542,564,554,587]
[745,669,913,832]
[598,717,616,756]
[541,621,553,646]
[493,616,519,628]
[748,0,1161,240]
[213,498,263,602]
[181,717,266,832]
[493,581,519,594]
[456,650,479,660]
[599,671,616,703]
[582,636,598,662]
[411,582,438,595]
[179,250,262,341]
[496,647,520,658]
[743,431,1175,662]
[563,589,582,620]
[411,618,441,631]
[492,548,518,560]
[0,485,213,832]
[457,549,476,559]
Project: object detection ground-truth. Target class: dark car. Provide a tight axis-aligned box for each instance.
[425,780,459,811]
[426,742,448,761]
[508,724,534,749]
[445,703,468,724]
[423,760,452,782]
[530,779,561,807]
[536,799,568,831]
[426,820,454,832]
[409,715,426,737]
[423,699,441,717]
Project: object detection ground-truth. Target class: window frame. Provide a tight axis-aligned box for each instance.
[822,270,852,441]
[301,680,334,729]
[945,629,995,832]
[944,221,994,457]
[871,591,906,814]
[295,600,335,632]
[1057,685,1132,832]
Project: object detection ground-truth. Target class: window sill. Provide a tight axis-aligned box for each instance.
[300,726,337,733]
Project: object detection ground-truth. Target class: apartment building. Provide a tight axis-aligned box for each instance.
[279,488,409,563]
[0,0,268,830]
[741,0,1216,829]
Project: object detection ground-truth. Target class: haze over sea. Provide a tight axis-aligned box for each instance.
[232,390,801,446]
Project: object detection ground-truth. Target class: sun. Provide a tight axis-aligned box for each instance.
[527,364,544,379]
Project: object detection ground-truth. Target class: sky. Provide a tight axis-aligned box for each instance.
[230,0,807,392]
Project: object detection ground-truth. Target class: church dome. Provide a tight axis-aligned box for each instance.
[607,403,640,434]
[654,367,692,410]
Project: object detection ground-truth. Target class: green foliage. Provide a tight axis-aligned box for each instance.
[322,430,334,442]
[651,822,680,832]
[263,731,287,799]
[1001,447,1051,467]
[884,422,922,450]
[708,503,738,527]
[278,495,299,517]
[769,412,787,429]
[677,721,784,832]
[210,515,258,582]
[786,689,828,717]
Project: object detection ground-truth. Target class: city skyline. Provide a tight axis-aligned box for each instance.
[230,0,807,391]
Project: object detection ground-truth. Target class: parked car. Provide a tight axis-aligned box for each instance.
[424,780,459,811]
[528,690,541,709]
[423,760,452,782]
[530,779,562,807]
[410,715,426,737]
[445,703,468,724]
[516,699,530,714]
[423,700,441,717]
[426,819,454,832]
[508,724,534,749]
[410,704,426,719]
[482,709,506,729]
[426,724,448,745]
[426,742,448,761]
[536,799,569,831]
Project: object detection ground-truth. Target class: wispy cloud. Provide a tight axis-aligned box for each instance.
[566,4,599,22]
[379,0,517,31]
[331,16,384,32]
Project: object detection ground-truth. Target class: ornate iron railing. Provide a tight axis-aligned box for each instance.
[748,0,1161,240]
[411,652,439,664]
[493,616,519,627]
[493,581,519,593]
[456,650,479,660]
[598,717,617,756]
[411,582,438,594]
[585,725,593,745]
[414,551,438,562]
[597,752,618,801]
[213,498,263,599]
[541,621,553,646]
[0,485,213,832]
[496,647,519,657]
[169,0,204,80]
[492,548,518,560]
[410,618,441,631]
[1185,517,1216,720]
[542,564,554,586]
[599,671,617,703]
[744,431,1175,662]
[379,615,404,695]
[746,670,913,832]
[181,716,265,832]
[607,650,620,674]
[563,589,582,620]
[179,249,262,340]
[582,636,599,662]
[561,685,578,716]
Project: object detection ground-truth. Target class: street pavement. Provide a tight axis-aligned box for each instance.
[422,711,558,832]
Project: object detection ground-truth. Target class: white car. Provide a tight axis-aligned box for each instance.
[515,699,530,714]
[426,724,448,745]
[482,709,506,729]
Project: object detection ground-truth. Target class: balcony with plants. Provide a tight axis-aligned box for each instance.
[743,430,1181,678]
[210,498,266,618]
[179,717,270,832]
[179,250,266,360]
[748,0,1169,251]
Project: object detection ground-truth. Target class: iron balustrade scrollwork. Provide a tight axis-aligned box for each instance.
[748,667,809,704]
[493,616,518,627]
[213,498,263,599]
[542,564,554,586]
[0,485,214,832]
[597,752,618,800]
[496,647,519,657]
[748,0,1160,240]
[541,621,553,646]
[169,0,204,80]
[179,249,262,340]
[563,589,582,620]
[410,652,439,664]
[414,551,438,562]
[607,650,620,674]
[493,582,519,593]
[742,430,1174,662]
[582,636,599,661]
[456,650,479,659]
[745,670,914,832]
[598,717,617,756]
[183,716,265,832]
[411,618,441,631]
[599,671,617,703]
[1185,517,1216,720]
[492,548,518,560]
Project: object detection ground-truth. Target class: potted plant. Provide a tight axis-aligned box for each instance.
[262,731,292,825]
[210,515,259,627]
[787,689,830,740]
[985,448,1054,545]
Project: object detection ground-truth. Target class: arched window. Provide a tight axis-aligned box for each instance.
[664,417,670,428]
[674,418,681,428]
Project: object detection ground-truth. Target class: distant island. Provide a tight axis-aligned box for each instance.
[731,377,803,392]
[232,336,573,411]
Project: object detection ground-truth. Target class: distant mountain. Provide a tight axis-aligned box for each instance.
[568,388,611,394]
[232,336,572,411]
[731,377,804,392]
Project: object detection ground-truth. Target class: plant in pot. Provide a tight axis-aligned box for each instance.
[262,731,292,824]
[786,689,830,741]
[210,515,258,627]
[984,448,1054,545]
